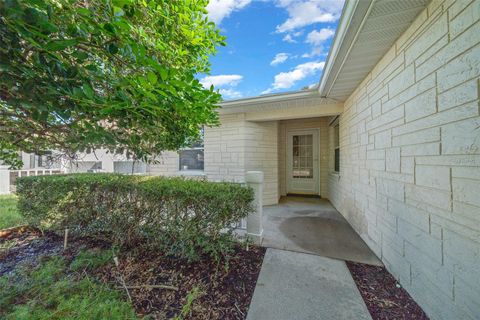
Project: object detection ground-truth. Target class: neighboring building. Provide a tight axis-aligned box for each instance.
[147,1,480,319]
[1,150,146,174]
[65,149,146,175]
[0,150,146,194]
[0,151,64,194]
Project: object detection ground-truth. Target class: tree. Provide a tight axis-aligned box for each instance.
[0,0,225,168]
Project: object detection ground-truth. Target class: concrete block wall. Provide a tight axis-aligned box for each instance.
[327,0,480,319]
[205,114,278,205]
[204,113,247,182]
[148,114,247,181]
[243,120,279,205]
[147,151,179,176]
[278,118,330,198]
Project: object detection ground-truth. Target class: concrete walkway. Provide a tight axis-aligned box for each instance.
[262,197,381,266]
[247,249,372,320]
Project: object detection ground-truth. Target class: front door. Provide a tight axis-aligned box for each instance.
[286,129,319,195]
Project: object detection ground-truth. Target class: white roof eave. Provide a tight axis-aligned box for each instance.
[318,0,373,98]
[218,89,319,108]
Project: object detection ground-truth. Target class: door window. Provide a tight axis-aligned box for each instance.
[292,134,313,179]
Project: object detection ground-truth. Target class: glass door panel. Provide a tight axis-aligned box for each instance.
[292,134,313,178]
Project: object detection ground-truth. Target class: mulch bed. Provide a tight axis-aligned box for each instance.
[347,261,429,320]
[0,227,266,319]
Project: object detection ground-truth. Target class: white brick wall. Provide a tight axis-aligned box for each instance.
[328,0,480,319]
[244,121,279,205]
[147,113,280,205]
[204,113,247,183]
[147,151,179,176]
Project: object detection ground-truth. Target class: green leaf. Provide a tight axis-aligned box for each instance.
[147,71,157,84]
[82,83,94,99]
[113,6,124,17]
[103,23,116,34]
[74,51,88,61]
[160,68,168,81]
[77,8,91,16]
[73,87,83,98]
[44,39,78,51]
[107,43,119,54]
[113,0,133,6]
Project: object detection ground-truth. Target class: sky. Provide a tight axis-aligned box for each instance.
[199,0,345,100]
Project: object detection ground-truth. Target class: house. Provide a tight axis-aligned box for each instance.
[0,150,146,194]
[63,149,147,175]
[0,151,64,194]
[148,0,480,319]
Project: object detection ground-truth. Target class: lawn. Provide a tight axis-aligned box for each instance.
[0,195,24,230]
[0,250,137,319]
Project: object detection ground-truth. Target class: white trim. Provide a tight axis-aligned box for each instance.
[329,115,340,127]
[176,170,206,177]
[219,89,319,108]
[179,147,204,151]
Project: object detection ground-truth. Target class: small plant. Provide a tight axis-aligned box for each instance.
[174,286,204,320]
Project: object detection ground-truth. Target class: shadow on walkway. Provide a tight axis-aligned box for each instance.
[261,196,382,266]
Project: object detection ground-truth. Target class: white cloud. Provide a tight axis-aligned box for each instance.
[282,34,297,43]
[270,53,289,66]
[207,0,252,25]
[302,27,335,57]
[306,28,335,45]
[199,74,244,100]
[282,30,304,43]
[199,74,243,88]
[219,88,243,99]
[261,88,274,95]
[275,0,344,33]
[264,61,325,92]
[302,45,326,58]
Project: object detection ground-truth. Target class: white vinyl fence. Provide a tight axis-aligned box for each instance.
[0,169,63,194]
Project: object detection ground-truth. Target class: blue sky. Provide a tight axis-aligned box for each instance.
[200,0,345,100]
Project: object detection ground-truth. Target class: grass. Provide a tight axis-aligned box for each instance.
[0,250,136,320]
[0,195,24,229]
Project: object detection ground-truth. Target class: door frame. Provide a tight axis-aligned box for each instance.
[286,128,320,195]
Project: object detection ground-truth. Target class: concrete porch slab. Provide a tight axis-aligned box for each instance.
[247,248,372,320]
[261,196,382,266]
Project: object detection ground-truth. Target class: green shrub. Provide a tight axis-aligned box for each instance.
[16,174,254,261]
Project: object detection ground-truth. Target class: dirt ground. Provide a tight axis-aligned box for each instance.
[0,227,265,319]
[347,261,429,320]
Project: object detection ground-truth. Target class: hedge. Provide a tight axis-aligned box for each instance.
[16,174,254,261]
